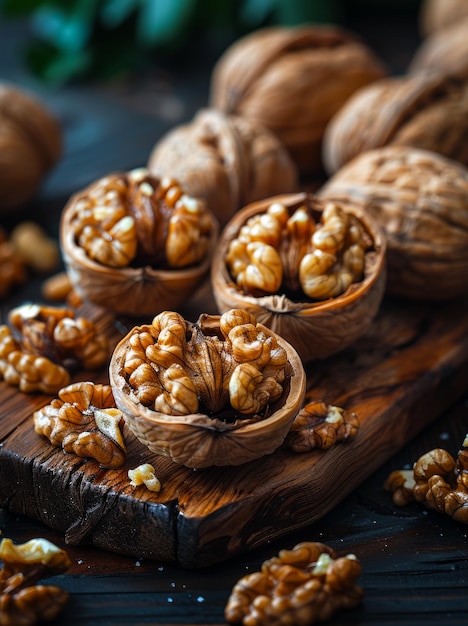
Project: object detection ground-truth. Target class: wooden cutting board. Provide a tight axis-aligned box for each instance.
[1,285,468,568]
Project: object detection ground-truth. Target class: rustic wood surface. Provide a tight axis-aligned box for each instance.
[1,6,468,625]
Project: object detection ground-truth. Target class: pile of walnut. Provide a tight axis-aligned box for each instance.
[384,434,468,523]
[224,541,362,626]
[0,303,108,394]
[226,199,372,301]
[0,537,70,626]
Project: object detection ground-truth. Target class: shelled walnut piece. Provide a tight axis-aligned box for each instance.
[211,192,386,362]
[0,537,70,626]
[34,381,126,468]
[0,303,108,394]
[148,108,298,227]
[109,307,306,467]
[224,541,362,626]
[284,401,359,453]
[384,435,468,523]
[60,168,219,316]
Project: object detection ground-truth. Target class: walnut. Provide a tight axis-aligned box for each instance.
[409,16,468,81]
[322,72,468,175]
[148,108,298,227]
[319,145,468,301]
[0,233,27,298]
[128,463,161,492]
[210,25,386,177]
[224,541,362,626]
[285,401,359,453]
[0,83,62,212]
[212,192,386,362]
[60,169,218,316]
[0,303,109,394]
[10,221,60,274]
[384,435,468,523]
[34,381,126,468]
[109,308,306,468]
[0,537,70,626]
[419,0,468,36]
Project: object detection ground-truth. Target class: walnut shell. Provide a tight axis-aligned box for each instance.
[60,171,219,317]
[409,16,468,80]
[322,72,468,175]
[209,25,387,178]
[147,108,298,227]
[109,311,306,468]
[211,193,386,362]
[319,146,468,301]
[419,0,468,36]
[0,83,62,211]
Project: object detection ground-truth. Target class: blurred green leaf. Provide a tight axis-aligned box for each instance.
[136,0,197,47]
[24,39,91,84]
[100,0,139,28]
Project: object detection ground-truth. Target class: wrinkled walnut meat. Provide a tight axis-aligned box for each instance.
[128,463,161,492]
[34,381,126,468]
[384,435,468,523]
[224,541,362,626]
[226,199,372,301]
[0,303,108,394]
[121,309,287,419]
[0,537,70,626]
[68,169,212,270]
[285,401,359,453]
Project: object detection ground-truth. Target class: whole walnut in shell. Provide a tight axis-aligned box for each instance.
[147,108,298,227]
[109,308,306,468]
[211,193,386,362]
[322,72,468,175]
[60,169,218,317]
[0,83,62,211]
[319,146,468,301]
[419,0,468,36]
[209,25,387,178]
[409,16,468,80]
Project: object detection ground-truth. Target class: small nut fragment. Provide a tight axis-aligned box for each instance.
[384,435,468,523]
[0,537,70,626]
[128,463,161,492]
[285,401,359,453]
[34,381,126,468]
[10,221,60,274]
[41,271,74,302]
[224,541,362,626]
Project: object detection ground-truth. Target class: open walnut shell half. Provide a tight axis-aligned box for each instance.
[319,146,468,301]
[211,193,386,362]
[0,82,62,212]
[419,0,468,36]
[147,108,298,227]
[322,72,468,175]
[109,308,306,468]
[60,169,219,317]
[209,24,386,178]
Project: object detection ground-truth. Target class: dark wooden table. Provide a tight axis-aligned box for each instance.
[1,7,468,625]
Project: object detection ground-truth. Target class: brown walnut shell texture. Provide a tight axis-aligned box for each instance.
[209,25,387,177]
[211,193,386,362]
[319,146,468,301]
[0,83,62,211]
[409,16,468,81]
[109,314,306,468]
[147,108,298,227]
[322,72,468,175]
[419,0,468,36]
[60,176,219,317]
